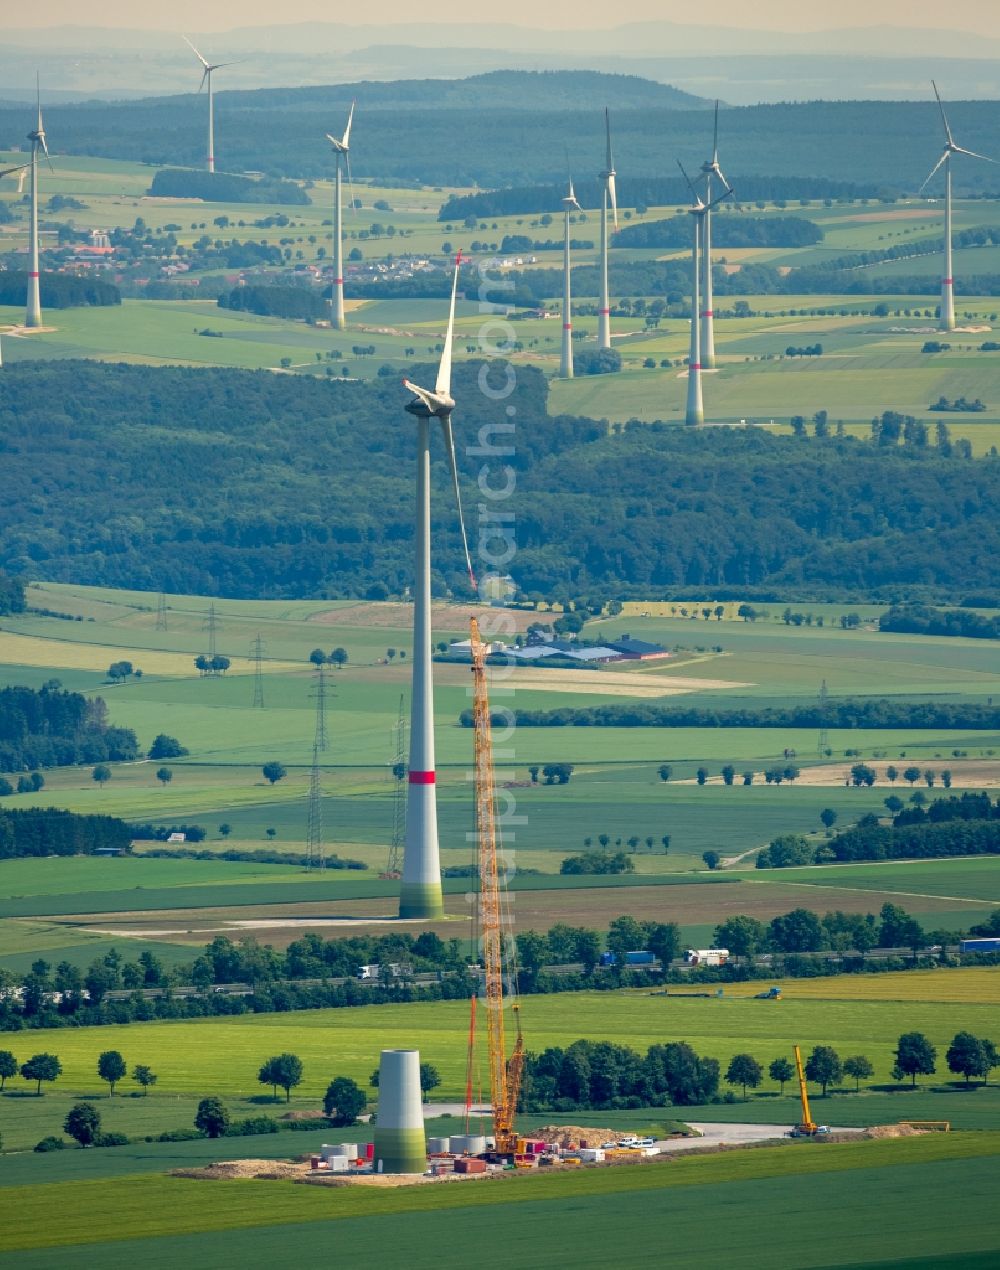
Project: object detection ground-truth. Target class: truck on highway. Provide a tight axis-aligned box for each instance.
[599,950,657,968]
[684,948,730,967]
[356,963,409,981]
[960,938,1000,954]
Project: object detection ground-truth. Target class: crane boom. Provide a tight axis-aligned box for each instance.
[470,617,524,1154]
[794,1044,816,1134]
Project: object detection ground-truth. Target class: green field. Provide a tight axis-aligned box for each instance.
[1,1135,998,1267]
[4,148,1000,446]
[4,973,997,1101]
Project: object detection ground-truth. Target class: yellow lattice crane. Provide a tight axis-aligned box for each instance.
[469,617,524,1155]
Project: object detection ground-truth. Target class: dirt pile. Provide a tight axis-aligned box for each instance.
[173,1158,309,1180]
[529,1125,620,1147]
[865,1124,925,1139]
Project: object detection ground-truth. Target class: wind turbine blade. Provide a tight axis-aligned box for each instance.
[342,99,355,149]
[198,67,209,93]
[608,172,618,229]
[440,416,476,590]
[712,99,720,163]
[676,160,698,201]
[919,151,948,193]
[183,35,211,69]
[931,80,955,146]
[345,150,356,221]
[604,107,614,171]
[0,163,29,179]
[707,184,734,211]
[435,252,461,397]
[954,146,999,163]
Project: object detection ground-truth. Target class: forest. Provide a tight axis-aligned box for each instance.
[0,808,133,859]
[2,87,1000,189]
[879,604,1000,640]
[611,214,823,249]
[148,169,309,205]
[0,274,120,309]
[0,362,997,600]
[219,285,328,320]
[0,683,138,772]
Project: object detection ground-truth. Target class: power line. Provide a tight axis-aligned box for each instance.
[305,744,324,870]
[310,663,328,751]
[818,679,829,756]
[205,603,218,661]
[155,592,168,632]
[250,633,265,709]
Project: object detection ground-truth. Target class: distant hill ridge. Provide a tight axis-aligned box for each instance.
[72,69,709,113]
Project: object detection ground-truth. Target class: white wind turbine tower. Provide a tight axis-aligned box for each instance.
[920,81,997,333]
[598,108,618,352]
[560,177,582,378]
[325,101,355,331]
[699,102,729,370]
[25,87,50,331]
[183,36,238,174]
[400,252,475,919]
[0,162,28,360]
[679,161,732,426]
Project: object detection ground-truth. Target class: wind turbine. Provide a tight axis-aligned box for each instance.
[25,86,51,331]
[560,176,582,379]
[183,36,238,174]
[920,81,997,333]
[598,108,618,352]
[399,252,474,919]
[325,101,355,331]
[679,161,732,426]
[699,102,729,370]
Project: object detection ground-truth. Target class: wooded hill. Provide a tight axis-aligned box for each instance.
[0,361,997,601]
[2,86,999,190]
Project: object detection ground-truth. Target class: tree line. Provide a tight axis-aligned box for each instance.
[492,699,1000,731]
[0,683,138,774]
[219,285,329,321]
[3,897,988,1034]
[879,604,1000,640]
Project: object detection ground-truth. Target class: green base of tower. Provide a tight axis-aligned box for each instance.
[399,882,444,920]
[373,1126,427,1175]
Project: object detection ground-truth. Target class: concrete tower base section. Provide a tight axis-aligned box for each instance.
[373,1048,427,1174]
[398,882,444,920]
[372,1125,428,1174]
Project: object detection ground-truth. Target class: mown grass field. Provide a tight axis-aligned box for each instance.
[4,971,997,1102]
[1,1135,998,1268]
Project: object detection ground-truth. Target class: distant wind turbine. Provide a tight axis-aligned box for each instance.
[699,102,729,370]
[326,101,355,331]
[400,251,473,920]
[183,36,239,174]
[560,177,582,379]
[679,161,732,426]
[598,108,618,352]
[920,82,997,332]
[25,84,51,331]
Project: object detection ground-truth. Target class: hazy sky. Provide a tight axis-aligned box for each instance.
[8,0,1000,34]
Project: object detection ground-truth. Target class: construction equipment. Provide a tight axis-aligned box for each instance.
[469,617,524,1156]
[790,1045,830,1138]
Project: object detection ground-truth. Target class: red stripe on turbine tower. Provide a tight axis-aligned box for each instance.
[563,323,572,330]
[334,278,344,285]
[28,272,39,278]
[409,770,436,784]
[690,363,702,371]
[599,308,610,315]
[944,278,954,285]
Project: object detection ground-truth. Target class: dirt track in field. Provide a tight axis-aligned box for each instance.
[65,878,985,947]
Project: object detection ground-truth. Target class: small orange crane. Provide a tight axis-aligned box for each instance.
[791,1044,829,1138]
[468,617,524,1155]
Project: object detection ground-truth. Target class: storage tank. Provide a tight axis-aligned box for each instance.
[427,1136,451,1154]
[338,1142,359,1160]
[372,1049,427,1174]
